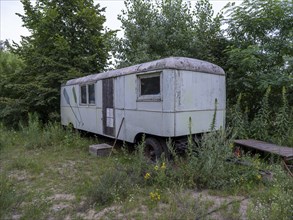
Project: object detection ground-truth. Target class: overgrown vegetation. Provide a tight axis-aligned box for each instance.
[0,107,292,219]
[228,86,293,147]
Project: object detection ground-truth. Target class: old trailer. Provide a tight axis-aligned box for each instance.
[61,57,226,158]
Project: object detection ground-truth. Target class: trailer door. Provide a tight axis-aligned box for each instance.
[102,78,115,137]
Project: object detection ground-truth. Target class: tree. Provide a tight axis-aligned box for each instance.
[9,0,114,123]
[0,40,10,51]
[114,0,227,67]
[224,0,293,111]
[0,48,26,127]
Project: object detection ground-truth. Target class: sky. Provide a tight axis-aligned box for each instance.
[0,0,242,44]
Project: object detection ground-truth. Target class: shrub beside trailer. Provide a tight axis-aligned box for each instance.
[61,57,226,159]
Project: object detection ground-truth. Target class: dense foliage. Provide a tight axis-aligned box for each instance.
[0,45,26,127]
[0,0,114,126]
[114,0,227,67]
[224,0,293,111]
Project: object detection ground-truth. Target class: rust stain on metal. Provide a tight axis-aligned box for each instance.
[234,139,293,161]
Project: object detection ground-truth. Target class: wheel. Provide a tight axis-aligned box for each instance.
[144,137,163,161]
[159,138,171,160]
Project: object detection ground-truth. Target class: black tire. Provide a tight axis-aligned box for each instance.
[144,137,163,161]
[159,138,171,160]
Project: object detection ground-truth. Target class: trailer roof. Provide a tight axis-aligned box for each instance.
[65,57,225,86]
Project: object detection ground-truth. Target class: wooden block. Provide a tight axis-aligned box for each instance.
[89,144,112,157]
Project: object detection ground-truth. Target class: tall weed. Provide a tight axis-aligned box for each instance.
[229,86,293,147]
[193,130,233,188]
[228,93,249,139]
[273,87,291,145]
[160,128,264,190]
[87,168,133,206]
[0,124,6,151]
[18,113,89,150]
[250,86,271,140]
[128,129,263,191]
[0,174,22,218]
[19,113,44,149]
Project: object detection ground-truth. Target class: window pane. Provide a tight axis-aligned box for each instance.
[141,76,160,95]
[81,85,87,104]
[88,84,95,104]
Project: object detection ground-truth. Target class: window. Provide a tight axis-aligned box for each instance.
[80,85,87,104]
[141,76,160,95]
[80,84,95,105]
[88,84,95,104]
[138,73,161,101]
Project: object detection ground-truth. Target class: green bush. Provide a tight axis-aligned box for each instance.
[87,167,135,206]
[173,129,263,190]
[128,129,265,191]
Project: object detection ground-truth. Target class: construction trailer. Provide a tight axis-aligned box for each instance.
[61,57,226,158]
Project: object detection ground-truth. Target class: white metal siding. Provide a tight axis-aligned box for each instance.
[61,62,226,143]
[114,77,125,109]
[175,110,225,136]
[162,70,175,112]
[175,70,225,111]
[125,74,137,110]
[174,70,225,136]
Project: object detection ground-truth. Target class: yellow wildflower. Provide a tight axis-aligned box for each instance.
[144,172,151,180]
[161,162,166,170]
[149,191,160,201]
[256,174,262,180]
[154,165,159,171]
[157,194,161,200]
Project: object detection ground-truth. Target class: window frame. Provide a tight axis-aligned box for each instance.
[80,83,96,105]
[80,84,87,105]
[137,72,162,102]
[88,83,96,105]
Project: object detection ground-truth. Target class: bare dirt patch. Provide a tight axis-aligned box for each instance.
[193,190,249,220]
[74,190,250,220]
[48,193,76,201]
[77,206,122,219]
[51,203,72,212]
[8,170,31,181]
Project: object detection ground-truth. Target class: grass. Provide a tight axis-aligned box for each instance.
[0,120,116,219]
[0,115,292,219]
